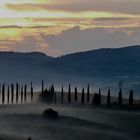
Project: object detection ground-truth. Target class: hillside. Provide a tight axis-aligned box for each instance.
[0,46,140,88]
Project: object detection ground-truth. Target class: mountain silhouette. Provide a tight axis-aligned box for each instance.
[52,45,140,77]
[0,45,140,86]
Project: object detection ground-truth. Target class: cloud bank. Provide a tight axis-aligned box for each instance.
[0,27,140,57]
[6,0,140,15]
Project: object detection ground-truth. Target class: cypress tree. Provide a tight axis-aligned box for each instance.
[68,84,71,103]
[18,84,20,94]
[118,88,122,105]
[81,88,85,104]
[107,89,111,106]
[129,90,133,106]
[99,88,101,105]
[11,84,14,103]
[21,86,23,103]
[16,83,19,103]
[7,86,10,104]
[54,92,56,103]
[0,84,1,98]
[24,85,27,102]
[31,82,33,101]
[41,80,44,96]
[87,84,90,102]
[74,87,78,102]
[51,84,54,94]
[61,86,64,103]
[2,84,5,104]
[51,84,56,102]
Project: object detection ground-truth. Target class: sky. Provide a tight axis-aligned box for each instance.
[0,0,140,57]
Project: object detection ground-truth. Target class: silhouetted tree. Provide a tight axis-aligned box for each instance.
[68,84,71,103]
[81,88,85,104]
[129,90,133,106]
[27,137,32,140]
[21,86,23,103]
[92,93,100,105]
[74,87,78,102]
[118,88,122,105]
[11,84,14,103]
[50,84,56,102]
[41,80,44,96]
[16,83,19,103]
[51,84,54,94]
[87,84,90,102]
[18,84,20,94]
[99,88,101,105]
[2,84,5,104]
[107,89,111,106]
[61,86,64,103]
[7,86,10,104]
[42,86,54,102]
[0,84,1,98]
[24,85,27,102]
[31,82,33,101]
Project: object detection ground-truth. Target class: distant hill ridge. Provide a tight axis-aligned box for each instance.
[0,45,140,83]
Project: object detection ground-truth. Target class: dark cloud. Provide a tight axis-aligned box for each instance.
[94,17,131,22]
[0,25,22,28]
[6,0,140,15]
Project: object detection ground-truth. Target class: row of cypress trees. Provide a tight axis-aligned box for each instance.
[65,84,90,104]
[0,83,34,104]
[41,81,134,106]
[117,88,133,106]
[64,84,88,104]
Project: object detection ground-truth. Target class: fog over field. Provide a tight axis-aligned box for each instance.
[0,88,139,140]
[0,102,139,140]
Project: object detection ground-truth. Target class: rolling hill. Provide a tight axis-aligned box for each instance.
[0,45,140,88]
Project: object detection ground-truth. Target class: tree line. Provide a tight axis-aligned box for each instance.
[41,81,134,107]
[0,80,135,107]
[0,82,34,104]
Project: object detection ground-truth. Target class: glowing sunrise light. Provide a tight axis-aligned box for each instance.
[0,0,139,56]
